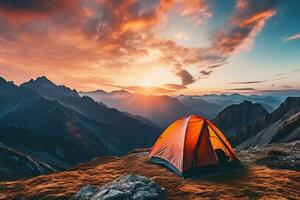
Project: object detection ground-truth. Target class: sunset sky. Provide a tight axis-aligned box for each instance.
[0,0,299,95]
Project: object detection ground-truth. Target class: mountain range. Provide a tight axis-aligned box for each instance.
[80,90,285,127]
[79,90,197,127]
[0,76,161,180]
[79,87,300,150]
[0,75,299,181]
[177,93,284,115]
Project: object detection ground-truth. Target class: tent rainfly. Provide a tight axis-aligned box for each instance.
[148,115,240,177]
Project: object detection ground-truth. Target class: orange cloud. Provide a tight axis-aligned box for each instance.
[175,0,212,25]
[0,0,278,93]
[164,84,187,90]
[174,32,189,41]
[213,0,278,55]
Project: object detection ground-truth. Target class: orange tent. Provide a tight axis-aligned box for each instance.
[148,115,239,177]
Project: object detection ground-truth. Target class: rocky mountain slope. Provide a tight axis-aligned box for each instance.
[235,97,300,149]
[212,100,268,138]
[0,76,161,180]
[0,142,56,181]
[0,141,299,200]
[0,121,64,180]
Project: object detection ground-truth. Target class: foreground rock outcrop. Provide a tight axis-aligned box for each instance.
[75,174,167,200]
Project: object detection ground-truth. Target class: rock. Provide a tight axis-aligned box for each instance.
[75,185,99,200]
[75,174,167,200]
[92,189,126,200]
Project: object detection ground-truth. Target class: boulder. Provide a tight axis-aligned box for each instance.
[75,185,99,200]
[75,174,167,200]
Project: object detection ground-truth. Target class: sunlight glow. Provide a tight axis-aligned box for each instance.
[141,80,154,88]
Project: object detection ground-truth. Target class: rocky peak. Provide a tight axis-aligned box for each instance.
[0,77,14,87]
[0,76,7,83]
[240,100,253,105]
[21,76,79,99]
[212,100,268,138]
[267,97,300,123]
[279,97,300,111]
[34,76,54,85]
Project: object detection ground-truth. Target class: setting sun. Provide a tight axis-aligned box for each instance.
[142,80,154,88]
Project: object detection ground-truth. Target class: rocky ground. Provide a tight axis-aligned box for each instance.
[0,141,299,200]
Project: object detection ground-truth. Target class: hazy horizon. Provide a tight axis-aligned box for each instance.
[1,75,300,97]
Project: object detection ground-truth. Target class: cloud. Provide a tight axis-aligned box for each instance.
[257,89,300,96]
[199,70,212,79]
[212,0,278,55]
[176,69,196,86]
[229,75,287,85]
[164,84,187,90]
[280,85,293,89]
[174,32,190,41]
[0,0,278,93]
[229,87,256,91]
[293,68,300,73]
[208,62,227,68]
[274,73,286,77]
[283,33,300,42]
[229,80,267,84]
[174,0,212,25]
[0,0,77,20]
[0,0,217,92]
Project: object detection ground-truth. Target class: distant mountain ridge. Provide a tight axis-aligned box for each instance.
[81,90,286,127]
[177,93,284,117]
[80,90,197,127]
[212,100,268,138]
[176,95,224,119]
